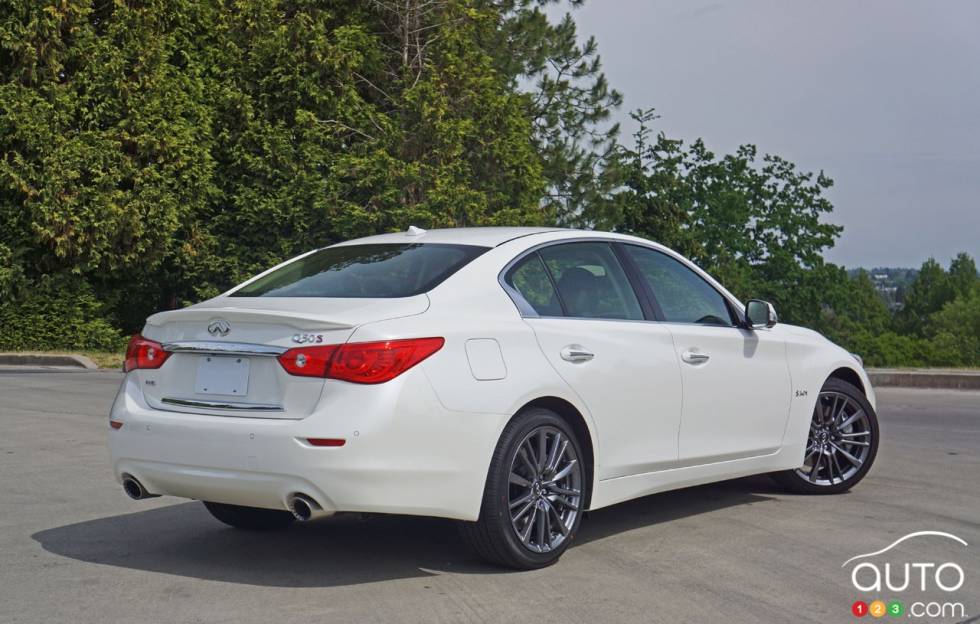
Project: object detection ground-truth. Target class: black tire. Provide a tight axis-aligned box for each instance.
[459,407,588,569]
[771,377,879,494]
[202,501,296,530]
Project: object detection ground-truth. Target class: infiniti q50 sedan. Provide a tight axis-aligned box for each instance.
[109,227,879,569]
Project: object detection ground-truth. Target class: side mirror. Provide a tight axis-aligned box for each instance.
[745,299,777,329]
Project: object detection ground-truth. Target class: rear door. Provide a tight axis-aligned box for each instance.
[620,244,792,464]
[504,241,683,480]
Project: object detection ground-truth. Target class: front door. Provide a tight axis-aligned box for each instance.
[620,244,792,464]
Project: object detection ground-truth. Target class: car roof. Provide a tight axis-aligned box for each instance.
[334,226,566,248]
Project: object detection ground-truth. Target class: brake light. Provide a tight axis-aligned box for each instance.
[277,337,444,384]
[123,334,171,372]
[330,337,444,384]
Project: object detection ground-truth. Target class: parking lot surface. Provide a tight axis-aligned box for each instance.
[1,370,977,623]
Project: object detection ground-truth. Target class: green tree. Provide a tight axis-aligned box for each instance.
[1,0,556,342]
[826,270,891,334]
[615,109,698,258]
[0,0,216,280]
[948,252,978,299]
[611,114,841,328]
[362,0,547,230]
[815,269,901,366]
[487,0,623,227]
[928,282,980,367]
[897,258,955,336]
[0,274,122,351]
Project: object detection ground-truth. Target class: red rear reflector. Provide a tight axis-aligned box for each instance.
[123,334,171,372]
[277,337,444,384]
[307,438,346,447]
[109,420,123,430]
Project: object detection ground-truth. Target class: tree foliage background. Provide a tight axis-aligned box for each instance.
[1,0,977,365]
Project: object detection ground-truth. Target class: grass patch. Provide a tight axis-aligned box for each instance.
[79,350,125,369]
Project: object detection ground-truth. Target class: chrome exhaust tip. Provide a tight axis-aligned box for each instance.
[287,494,329,521]
[290,497,313,521]
[122,475,159,500]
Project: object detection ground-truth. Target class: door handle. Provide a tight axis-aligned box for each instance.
[682,350,710,364]
[560,345,594,363]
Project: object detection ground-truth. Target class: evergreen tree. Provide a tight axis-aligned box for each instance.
[948,252,978,298]
[616,109,698,259]
[1,0,553,340]
[897,258,955,336]
[486,0,623,226]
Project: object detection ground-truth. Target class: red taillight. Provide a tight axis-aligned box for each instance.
[330,337,444,384]
[109,420,123,430]
[123,334,171,372]
[277,337,444,384]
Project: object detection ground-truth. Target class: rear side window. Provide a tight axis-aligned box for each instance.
[505,254,562,316]
[538,243,643,320]
[231,243,487,298]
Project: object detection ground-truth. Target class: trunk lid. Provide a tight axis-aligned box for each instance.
[137,295,428,418]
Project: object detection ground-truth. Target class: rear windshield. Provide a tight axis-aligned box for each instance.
[230,243,488,298]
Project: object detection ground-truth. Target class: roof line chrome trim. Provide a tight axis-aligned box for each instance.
[160,397,284,412]
[492,228,566,248]
[162,341,287,356]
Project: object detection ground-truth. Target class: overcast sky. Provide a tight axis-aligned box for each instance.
[556,0,980,268]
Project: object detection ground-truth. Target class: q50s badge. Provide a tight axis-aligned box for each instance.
[292,333,324,344]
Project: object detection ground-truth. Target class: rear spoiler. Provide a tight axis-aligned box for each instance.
[145,307,354,332]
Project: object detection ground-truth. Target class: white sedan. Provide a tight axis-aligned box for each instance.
[109,227,879,568]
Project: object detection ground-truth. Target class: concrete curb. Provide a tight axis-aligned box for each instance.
[0,353,98,370]
[867,368,980,390]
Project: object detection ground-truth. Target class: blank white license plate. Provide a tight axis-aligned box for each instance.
[195,355,250,396]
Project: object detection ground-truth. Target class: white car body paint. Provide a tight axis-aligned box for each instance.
[109,227,874,521]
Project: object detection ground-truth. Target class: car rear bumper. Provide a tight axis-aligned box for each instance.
[108,371,507,521]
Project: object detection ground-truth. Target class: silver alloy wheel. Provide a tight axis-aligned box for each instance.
[796,390,873,486]
[508,425,582,553]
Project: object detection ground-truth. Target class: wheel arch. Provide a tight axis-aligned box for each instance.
[519,396,596,510]
[827,366,866,395]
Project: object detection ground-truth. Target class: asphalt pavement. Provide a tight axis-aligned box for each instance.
[1,369,977,623]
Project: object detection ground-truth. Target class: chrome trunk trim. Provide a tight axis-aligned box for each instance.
[160,397,284,412]
[162,341,287,357]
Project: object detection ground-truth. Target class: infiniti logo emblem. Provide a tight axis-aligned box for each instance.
[207,318,231,337]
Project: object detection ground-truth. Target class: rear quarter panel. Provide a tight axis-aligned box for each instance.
[344,241,601,504]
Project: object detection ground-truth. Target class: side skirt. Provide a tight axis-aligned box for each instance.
[589,446,799,510]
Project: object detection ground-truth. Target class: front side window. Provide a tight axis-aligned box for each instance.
[231,243,487,298]
[624,245,734,326]
[537,243,643,320]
